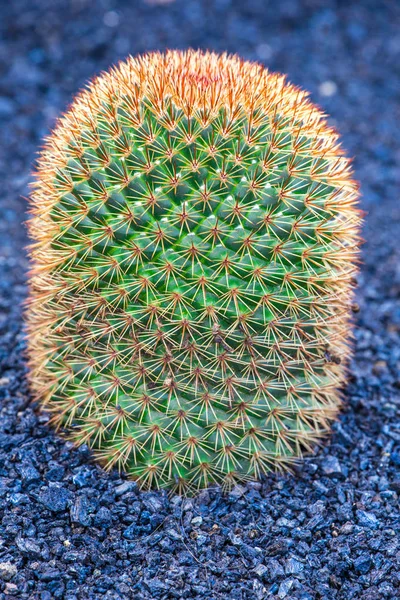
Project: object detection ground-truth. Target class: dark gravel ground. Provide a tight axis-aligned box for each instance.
[0,0,400,598]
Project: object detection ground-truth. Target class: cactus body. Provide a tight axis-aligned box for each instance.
[27,51,361,492]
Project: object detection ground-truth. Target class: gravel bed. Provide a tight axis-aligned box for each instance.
[0,1,399,598]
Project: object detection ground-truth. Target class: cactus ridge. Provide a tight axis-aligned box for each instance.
[27,50,361,493]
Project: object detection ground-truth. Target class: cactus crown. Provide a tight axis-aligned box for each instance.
[27,50,361,493]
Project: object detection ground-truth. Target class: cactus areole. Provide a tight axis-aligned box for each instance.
[27,50,361,492]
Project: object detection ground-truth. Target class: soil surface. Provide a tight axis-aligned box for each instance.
[0,1,399,598]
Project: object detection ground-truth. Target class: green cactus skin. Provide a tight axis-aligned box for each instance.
[27,50,361,493]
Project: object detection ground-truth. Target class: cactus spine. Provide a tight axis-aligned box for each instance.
[27,50,361,492]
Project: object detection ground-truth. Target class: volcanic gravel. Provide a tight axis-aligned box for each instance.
[0,0,400,598]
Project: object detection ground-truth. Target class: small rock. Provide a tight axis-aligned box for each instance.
[70,495,92,526]
[46,465,65,482]
[123,523,138,540]
[94,506,112,526]
[16,536,41,558]
[144,578,168,596]
[278,578,295,599]
[354,553,372,574]
[380,490,397,500]
[115,481,136,496]
[16,461,40,484]
[268,558,285,581]
[142,494,163,512]
[307,514,325,530]
[39,484,72,512]
[356,510,379,529]
[10,492,28,505]
[242,544,262,560]
[322,455,343,478]
[229,484,247,498]
[254,564,268,578]
[167,528,182,541]
[39,568,61,581]
[191,516,203,526]
[196,534,207,546]
[72,468,92,487]
[340,522,354,535]
[0,562,17,581]
[307,500,326,516]
[285,557,304,575]
[229,532,242,545]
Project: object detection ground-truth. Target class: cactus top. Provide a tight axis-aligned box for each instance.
[27,50,361,493]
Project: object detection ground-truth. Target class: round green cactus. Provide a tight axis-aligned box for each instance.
[27,50,361,492]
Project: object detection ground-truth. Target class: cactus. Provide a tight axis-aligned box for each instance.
[27,50,361,493]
